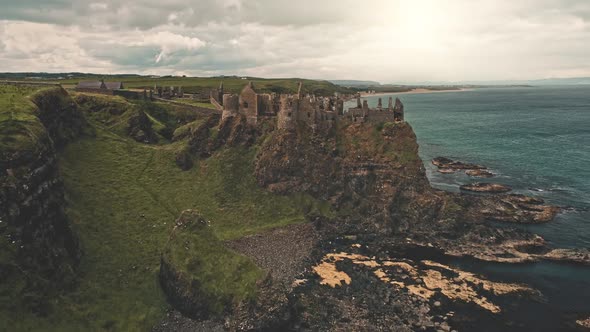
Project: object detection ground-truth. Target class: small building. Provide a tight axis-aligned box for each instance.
[104,82,124,90]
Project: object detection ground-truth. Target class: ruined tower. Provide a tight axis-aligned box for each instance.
[377,97,383,109]
[277,95,299,130]
[362,100,369,117]
[388,97,393,111]
[336,99,344,115]
[393,98,404,122]
[357,97,362,109]
[218,82,224,105]
[239,81,259,125]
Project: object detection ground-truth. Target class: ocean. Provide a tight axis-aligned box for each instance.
[347,86,590,330]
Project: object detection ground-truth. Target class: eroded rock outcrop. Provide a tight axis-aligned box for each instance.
[173,114,261,170]
[126,109,159,144]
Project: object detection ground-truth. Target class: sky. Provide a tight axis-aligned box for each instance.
[0,0,589,83]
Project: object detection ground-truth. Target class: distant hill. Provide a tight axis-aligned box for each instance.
[529,77,590,85]
[329,80,381,88]
[389,77,590,86]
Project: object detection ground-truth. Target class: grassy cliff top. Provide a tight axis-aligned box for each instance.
[0,85,48,158]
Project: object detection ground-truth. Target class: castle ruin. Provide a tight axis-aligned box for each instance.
[211,82,404,131]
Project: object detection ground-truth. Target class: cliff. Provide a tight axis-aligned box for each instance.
[0,86,84,313]
[254,121,431,233]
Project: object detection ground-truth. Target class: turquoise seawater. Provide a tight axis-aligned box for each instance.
[347,86,590,330]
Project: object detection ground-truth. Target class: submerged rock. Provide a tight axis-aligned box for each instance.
[543,248,590,265]
[465,169,495,178]
[460,182,512,193]
[432,157,486,170]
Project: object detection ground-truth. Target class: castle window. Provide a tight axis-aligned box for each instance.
[288,112,292,117]
[243,102,249,108]
[307,112,311,118]
[289,101,293,107]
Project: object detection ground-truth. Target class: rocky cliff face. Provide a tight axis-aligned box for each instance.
[255,121,437,233]
[0,87,84,313]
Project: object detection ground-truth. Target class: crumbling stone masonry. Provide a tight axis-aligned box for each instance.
[215,82,405,131]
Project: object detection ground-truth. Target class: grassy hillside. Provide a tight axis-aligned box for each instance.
[0,85,49,155]
[0,92,333,330]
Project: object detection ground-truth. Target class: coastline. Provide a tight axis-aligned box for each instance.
[360,88,471,97]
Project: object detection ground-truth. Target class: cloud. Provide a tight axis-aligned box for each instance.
[0,0,589,81]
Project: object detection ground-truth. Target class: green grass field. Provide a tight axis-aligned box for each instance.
[0,92,333,330]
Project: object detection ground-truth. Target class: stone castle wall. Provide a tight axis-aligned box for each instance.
[220,82,404,131]
[221,94,239,120]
